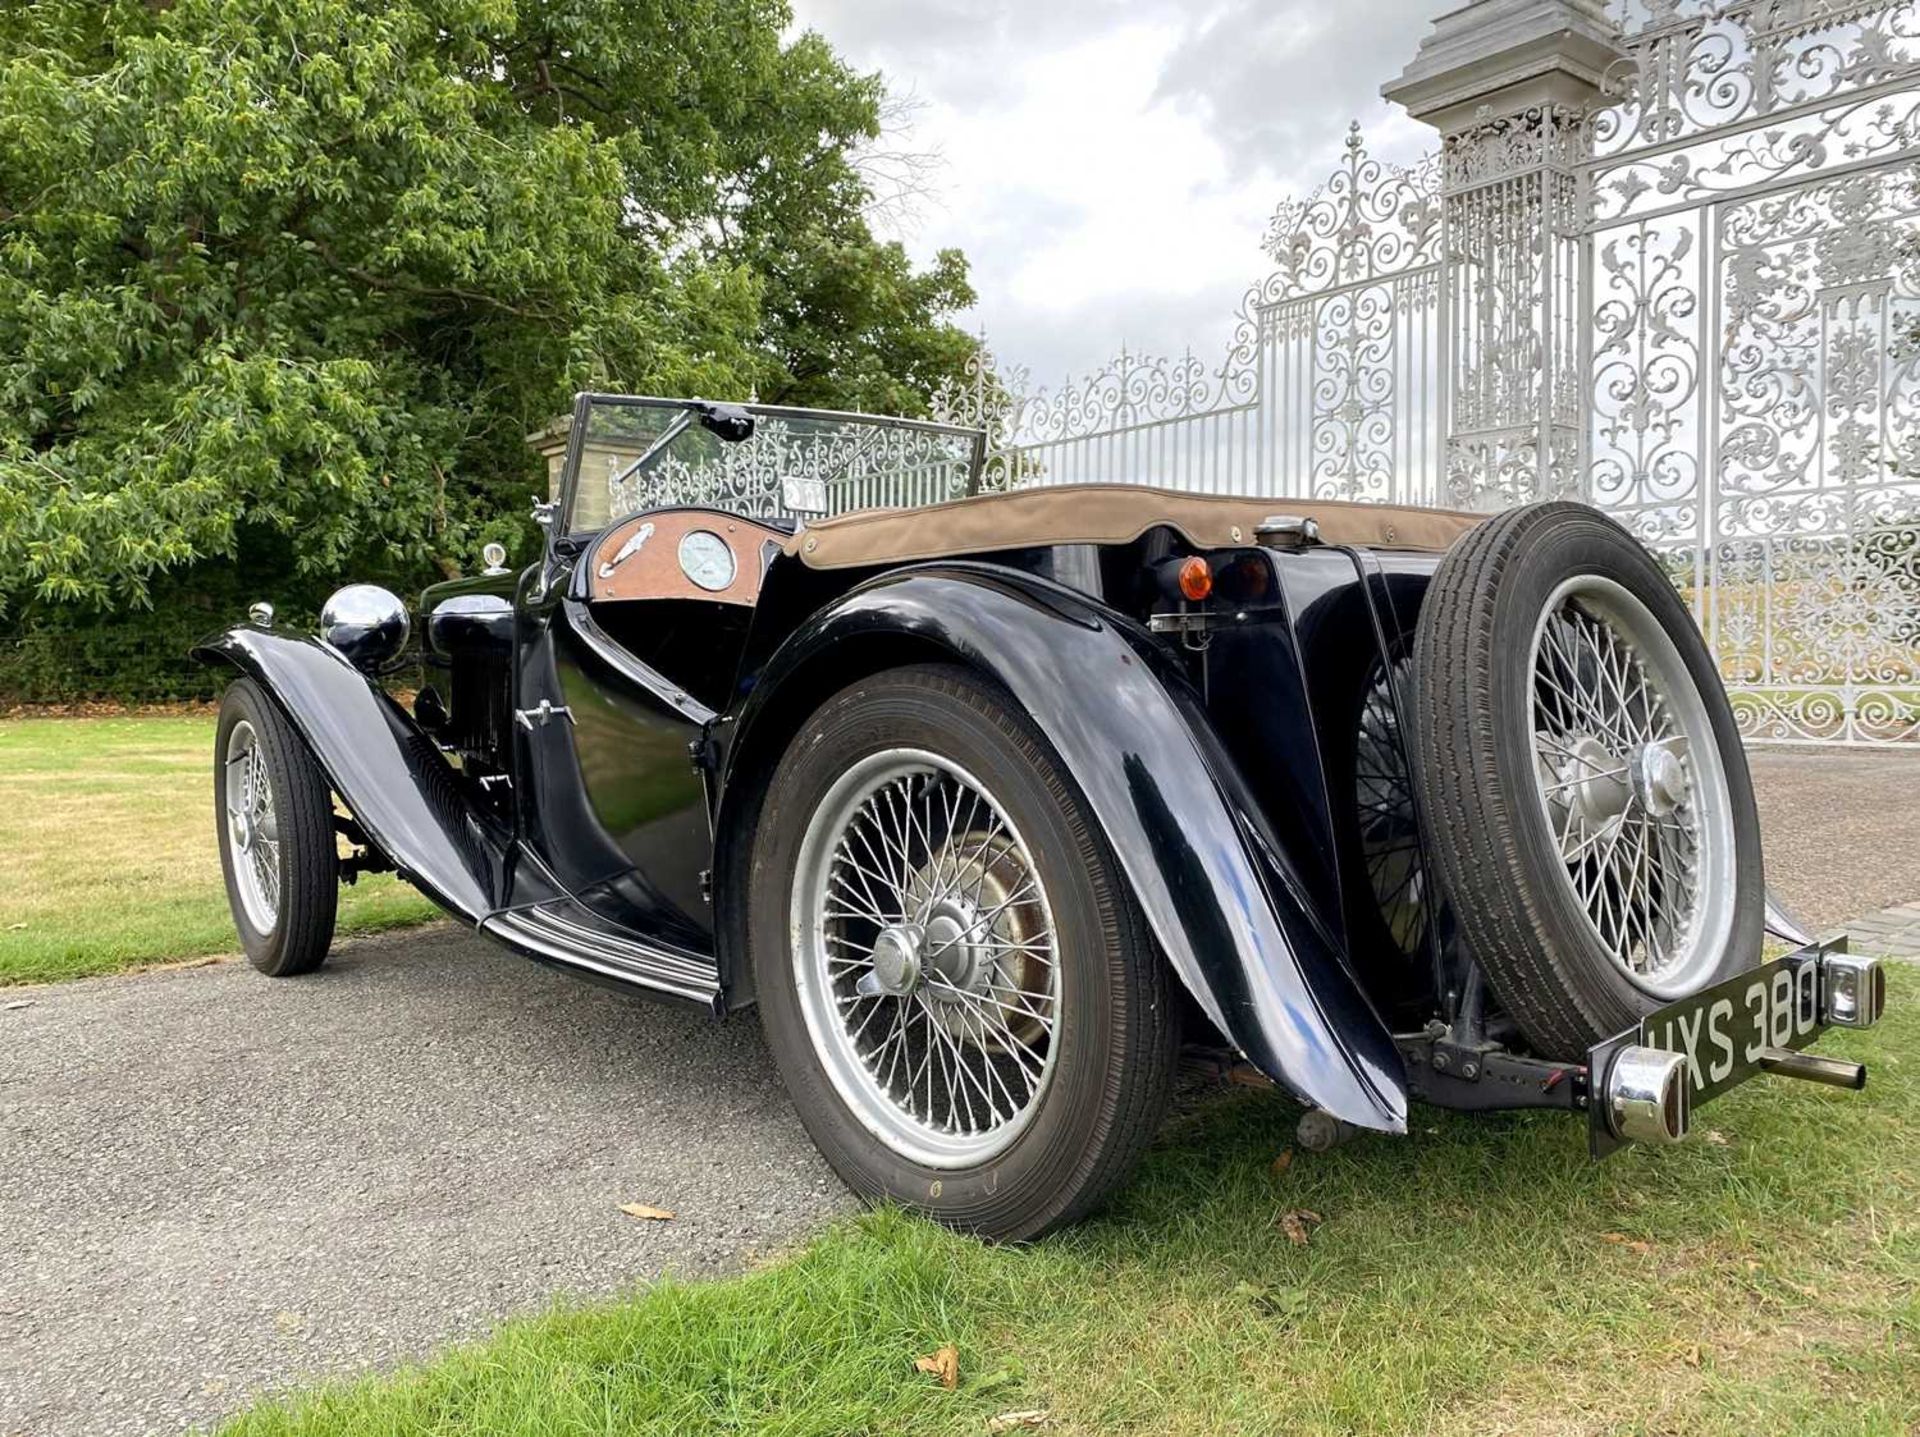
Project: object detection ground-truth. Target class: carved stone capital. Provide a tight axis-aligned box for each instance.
[1383,0,1627,135]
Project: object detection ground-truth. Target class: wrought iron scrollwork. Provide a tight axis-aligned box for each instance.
[1589,0,1920,743]
[931,1,1920,744]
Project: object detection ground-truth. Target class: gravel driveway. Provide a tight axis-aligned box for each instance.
[2,747,1915,1437]
[1748,747,1920,933]
[0,926,849,1437]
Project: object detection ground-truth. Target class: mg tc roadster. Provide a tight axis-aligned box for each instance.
[198,395,1887,1240]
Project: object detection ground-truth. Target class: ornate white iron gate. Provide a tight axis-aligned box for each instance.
[930,0,1919,745]
[936,125,1446,504]
[1586,1,1920,742]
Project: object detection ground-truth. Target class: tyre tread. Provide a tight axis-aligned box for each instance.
[217,679,339,977]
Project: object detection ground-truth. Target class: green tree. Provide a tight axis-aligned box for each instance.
[0,0,977,619]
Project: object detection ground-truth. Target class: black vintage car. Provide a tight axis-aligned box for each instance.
[197,394,1886,1240]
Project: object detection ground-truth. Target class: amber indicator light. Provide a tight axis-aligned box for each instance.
[1177,556,1213,602]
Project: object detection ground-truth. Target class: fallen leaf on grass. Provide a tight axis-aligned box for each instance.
[1681,1343,1702,1368]
[1278,1209,1323,1247]
[5,922,25,931]
[988,1411,1050,1432]
[1270,1148,1294,1178]
[1600,1232,1653,1254]
[914,1344,959,1390]
[617,1203,675,1222]
[1702,1129,1729,1147]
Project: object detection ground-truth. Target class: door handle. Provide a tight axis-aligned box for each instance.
[514,701,575,730]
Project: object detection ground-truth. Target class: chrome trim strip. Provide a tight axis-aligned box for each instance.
[484,909,719,1004]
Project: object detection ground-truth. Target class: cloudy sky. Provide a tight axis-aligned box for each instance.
[789,0,1446,389]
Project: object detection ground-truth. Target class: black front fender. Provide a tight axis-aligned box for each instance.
[193,627,513,924]
[719,566,1408,1133]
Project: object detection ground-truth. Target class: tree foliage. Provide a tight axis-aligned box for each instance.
[0,0,977,616]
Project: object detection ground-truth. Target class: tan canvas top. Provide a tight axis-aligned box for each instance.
[787,483,1481,569]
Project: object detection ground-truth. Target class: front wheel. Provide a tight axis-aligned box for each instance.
[215,679,340,976]
[749,664,1177,1241]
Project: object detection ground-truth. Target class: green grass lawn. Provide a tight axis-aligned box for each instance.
[0,714,440,984]
[226,973,1916,1437]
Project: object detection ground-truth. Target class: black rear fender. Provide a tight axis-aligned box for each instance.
[714,564,1408,1134]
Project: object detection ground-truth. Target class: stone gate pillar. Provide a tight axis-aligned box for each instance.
[1383,0,1625,509]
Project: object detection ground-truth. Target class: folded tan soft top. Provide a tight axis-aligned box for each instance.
[786,483,1481,569]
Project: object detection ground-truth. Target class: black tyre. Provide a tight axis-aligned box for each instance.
[1412,502,1763,1057]
[748,664,1177,1241]
[215,679,339,976]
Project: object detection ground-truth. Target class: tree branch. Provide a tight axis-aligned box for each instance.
[308,238,552,322]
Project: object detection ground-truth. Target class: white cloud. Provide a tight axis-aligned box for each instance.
[791,0,1446,385]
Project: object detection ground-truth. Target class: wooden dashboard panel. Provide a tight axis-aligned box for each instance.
[587,509,787,607]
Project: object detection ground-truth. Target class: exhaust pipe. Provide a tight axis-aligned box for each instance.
[1756,1047,1867,1090]
[1605,1046,1690,1145]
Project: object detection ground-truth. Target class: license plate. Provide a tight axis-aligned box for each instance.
[1637,950,1825,1108]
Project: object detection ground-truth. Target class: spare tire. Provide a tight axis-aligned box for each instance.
[1411,502,1763,1057]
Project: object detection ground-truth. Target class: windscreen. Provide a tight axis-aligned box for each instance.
[562,397,984,533]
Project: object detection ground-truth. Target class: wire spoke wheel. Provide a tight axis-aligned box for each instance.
[1355,654,1427,957]
[1413,504,1761,1055]
[754,665,1175,1239]
[223,718,280,932]
[791,748,1061,1169]
[1526,576,1737,998]
[215,679,338,977]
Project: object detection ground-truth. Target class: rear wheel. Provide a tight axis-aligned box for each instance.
[1353,650,1428,962]
[749,664,1177,1240]
[215,679,339,977]
[1412,503,1763,1056]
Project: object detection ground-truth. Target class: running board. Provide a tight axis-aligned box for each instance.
[483,905,722,1008]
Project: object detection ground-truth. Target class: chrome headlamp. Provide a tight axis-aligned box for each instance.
[320,584,411,673]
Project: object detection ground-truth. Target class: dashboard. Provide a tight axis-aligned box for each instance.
[585,509,788,607]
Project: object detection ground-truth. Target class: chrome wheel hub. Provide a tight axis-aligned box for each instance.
[923,908,981,987]
[869,924,925,997]
[1635,738,1689,819]
[1558,734,1631,828]
[791,749,1061,1169]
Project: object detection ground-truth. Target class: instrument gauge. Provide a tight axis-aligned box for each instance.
[678,529,737,592]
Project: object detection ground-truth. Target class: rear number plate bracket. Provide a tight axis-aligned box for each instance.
[1589,940,1848,1157]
